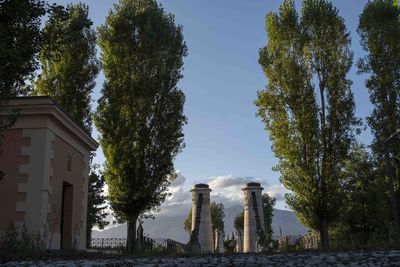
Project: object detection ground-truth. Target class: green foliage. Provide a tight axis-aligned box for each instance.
[0,223,44,260]
[262,193,276,242]
[223,239,236,253]
[357,0,400,247]
[234,211,244,232]
[95,0,187,252]
[256,0,359,249]
[211,202,225,233]
[0,0,45,99]
[183,209,192,234]
[86,164,109,248]
[358,0,400,167]
[330,144,392,246]
[35,3,100,133]
[184,201,225,235]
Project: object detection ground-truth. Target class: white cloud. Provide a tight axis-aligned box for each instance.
[169,170,186,188]
[265,184,289,201]
[208,175,260,189]
[206,175,269,207]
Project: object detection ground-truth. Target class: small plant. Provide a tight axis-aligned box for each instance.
[224,239,236,253]
[0,223,43,260]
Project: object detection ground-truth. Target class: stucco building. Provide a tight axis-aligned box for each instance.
[0,97,98,249]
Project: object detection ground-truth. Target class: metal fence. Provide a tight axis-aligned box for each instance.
[137,236,154,252]
[90,238,127,249]
[90,237,187,253]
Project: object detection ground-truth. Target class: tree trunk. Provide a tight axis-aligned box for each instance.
[320,218,329,251]
[126,214,139,254]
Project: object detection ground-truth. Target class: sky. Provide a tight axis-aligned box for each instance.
[52,0,372,211]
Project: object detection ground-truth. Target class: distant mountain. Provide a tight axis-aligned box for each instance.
[271,209,309,238]
[92,207,308,243]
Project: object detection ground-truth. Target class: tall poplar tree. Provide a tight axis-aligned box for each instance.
[256,0,358,249]
[357,1,400,245]
[95,0,187,253]
[35,3,100,133]
[358,0,400,173]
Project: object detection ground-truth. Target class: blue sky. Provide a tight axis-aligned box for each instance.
[53,0,372,210]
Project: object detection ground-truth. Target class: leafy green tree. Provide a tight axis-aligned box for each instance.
[331,144,391,245]
[262,193,276,243]
[256,0,359,249]
[234,211,244,232]
[86,164,109,248]
[211,202,225,234]
[0,0,45,99]
[184,201,225,237]
[35,3,99,133]
[183,210,191,234]
[95,0,187,253]
[0,0,46,177]
[358,0,400,175]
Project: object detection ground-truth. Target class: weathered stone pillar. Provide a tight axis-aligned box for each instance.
[191,184,214,253]
[136,222,144,252]
[236,230,243,253]
[243,182,265,253]
[214,229,224,253]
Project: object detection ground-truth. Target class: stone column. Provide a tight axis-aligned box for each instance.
[214,229,225,253]
[236,230,243,253]
[191,184,214,253]
[242,182,265,253]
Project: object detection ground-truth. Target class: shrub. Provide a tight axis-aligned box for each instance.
[0,223,44,260]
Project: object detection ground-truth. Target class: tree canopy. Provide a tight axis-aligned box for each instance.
[331,144,391,244]
[234,211,244,232]
[35,3,99,133]
[0,0,45,99]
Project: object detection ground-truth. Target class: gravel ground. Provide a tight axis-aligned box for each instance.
[2,251,400,266]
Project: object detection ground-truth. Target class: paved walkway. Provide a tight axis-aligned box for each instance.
[2,251,400,266]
